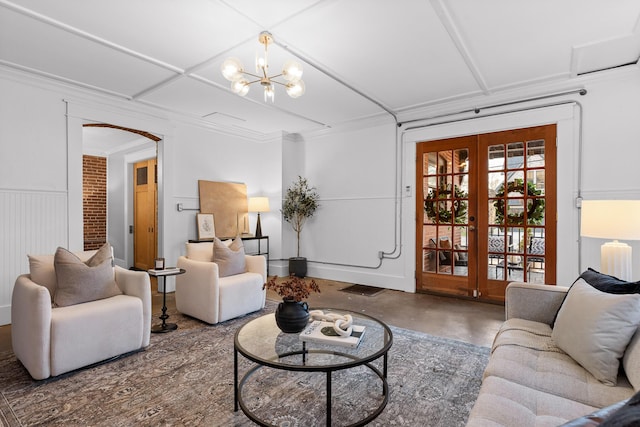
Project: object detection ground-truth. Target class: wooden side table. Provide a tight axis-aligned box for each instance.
[148,268,185,333]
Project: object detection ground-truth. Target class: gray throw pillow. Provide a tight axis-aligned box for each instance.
[53,243,122,307]
[212,236,246,277]
[552,279,640,385]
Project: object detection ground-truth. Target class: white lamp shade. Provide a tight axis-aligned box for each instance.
[248,197,270,213]
[581,200,640,240]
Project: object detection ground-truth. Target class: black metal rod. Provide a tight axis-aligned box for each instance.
[327,371,332,426]
[234,348,239,412]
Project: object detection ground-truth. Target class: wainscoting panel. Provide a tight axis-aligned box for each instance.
[0,189,68,325]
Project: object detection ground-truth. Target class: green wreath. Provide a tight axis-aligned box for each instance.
[424,185,468,224]
[493,178,545,225]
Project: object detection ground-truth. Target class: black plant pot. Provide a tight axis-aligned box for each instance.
[288,257,307,277]
[275,298,310,333]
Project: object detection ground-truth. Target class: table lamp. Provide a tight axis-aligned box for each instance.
[248,197,270,238]
[580,200,640,281]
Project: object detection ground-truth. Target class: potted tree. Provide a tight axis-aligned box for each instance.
[282,176,319,277]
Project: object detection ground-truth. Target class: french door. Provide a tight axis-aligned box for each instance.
[416,125,556,303]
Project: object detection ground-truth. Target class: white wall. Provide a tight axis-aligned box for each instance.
[0,73,70,324]
[293,66,640,291]
[2,64,640,324]
[0,68,282,324]
[282,121,407,288]
[166,125,283,288]
[577,70,640,278]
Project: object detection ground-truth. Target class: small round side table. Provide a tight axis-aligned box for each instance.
[148,268,185,333]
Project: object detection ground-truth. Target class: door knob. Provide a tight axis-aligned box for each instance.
[469,225,476,231]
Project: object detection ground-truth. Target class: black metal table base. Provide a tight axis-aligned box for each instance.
[151,322,178,333]
[149,268,185,334]
[234,348,389,427]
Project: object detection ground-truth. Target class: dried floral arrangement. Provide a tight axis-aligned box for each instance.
[263,276,321,302]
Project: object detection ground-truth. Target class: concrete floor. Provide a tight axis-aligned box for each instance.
[0,277,505,354]
[282,278,504,347]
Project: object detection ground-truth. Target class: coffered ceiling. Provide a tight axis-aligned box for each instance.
[2,0,640,140]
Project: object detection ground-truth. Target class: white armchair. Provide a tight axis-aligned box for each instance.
[12,248,151,380]
[175,241,266,325]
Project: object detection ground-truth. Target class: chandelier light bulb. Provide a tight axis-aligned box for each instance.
[286,80,305,98]
[256,54,267,73]
[282,60,303,82]
[231,78,250,96]
[221,58,243,81]
[264,84,275,102]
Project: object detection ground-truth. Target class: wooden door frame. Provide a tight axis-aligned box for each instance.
[415,125,557,302]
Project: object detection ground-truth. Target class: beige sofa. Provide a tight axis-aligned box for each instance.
[467,282,639,426]
[12,248,151,380]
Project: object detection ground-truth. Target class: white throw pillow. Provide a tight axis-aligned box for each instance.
[552,279,640,385]
[185,242,214,262]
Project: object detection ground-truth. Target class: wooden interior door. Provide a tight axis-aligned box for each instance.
[416,125,557,303]
[134,159,157,270]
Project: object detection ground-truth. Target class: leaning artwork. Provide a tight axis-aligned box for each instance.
[197,213,215,240]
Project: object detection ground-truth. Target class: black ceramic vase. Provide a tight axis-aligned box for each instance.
[275,298,310,333]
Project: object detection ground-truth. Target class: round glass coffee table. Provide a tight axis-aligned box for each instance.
[234,308,393,427]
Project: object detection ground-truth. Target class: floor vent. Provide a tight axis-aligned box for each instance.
[340,284,384,297]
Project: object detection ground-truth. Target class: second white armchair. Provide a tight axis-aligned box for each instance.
[175,240,266,325]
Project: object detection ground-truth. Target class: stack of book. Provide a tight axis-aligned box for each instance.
[148,267,181,275]
[299,320,365,348]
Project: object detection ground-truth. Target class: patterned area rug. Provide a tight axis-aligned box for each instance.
[0,302,489,426]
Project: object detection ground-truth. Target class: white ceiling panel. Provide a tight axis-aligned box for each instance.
[446,0,640,90]
[271,0,483,110]
[7,0,262,69]
[220,0,326,29]
[140,76,323,134]
[573,33,640,75]
[0,7,175,96]
[2,0,640,139]
[139,76,233,118]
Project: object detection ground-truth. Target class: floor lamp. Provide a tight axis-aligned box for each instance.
[580,200,640,281]
[248,197,270,238]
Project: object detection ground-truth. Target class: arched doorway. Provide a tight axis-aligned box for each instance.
[82,123,159,269]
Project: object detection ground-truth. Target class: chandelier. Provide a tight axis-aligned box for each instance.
[221,32,305,102]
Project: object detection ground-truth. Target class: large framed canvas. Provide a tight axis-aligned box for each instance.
[198,180,248,238]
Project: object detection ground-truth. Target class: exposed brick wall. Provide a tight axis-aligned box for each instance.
[83,155,107,251]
